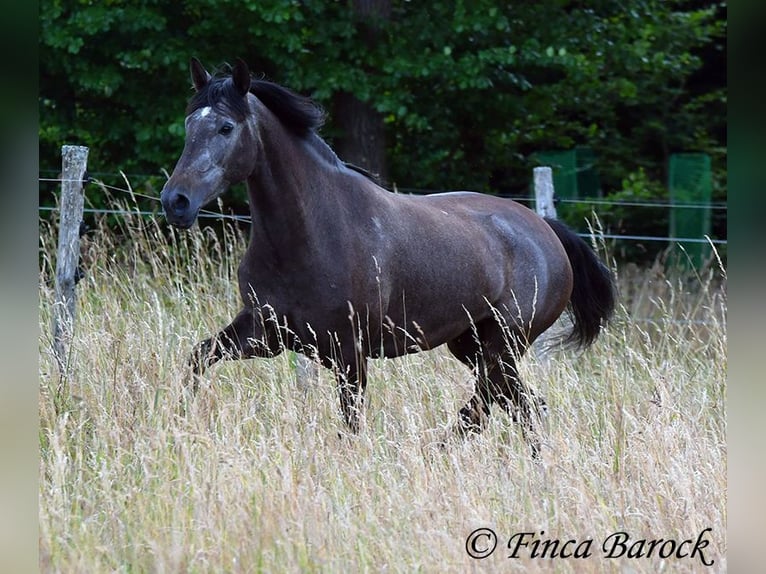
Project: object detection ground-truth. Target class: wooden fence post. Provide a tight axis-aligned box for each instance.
[532,166,560,358]
[52,145,89,371]
[533,166,557,219]
[295,354,319,392]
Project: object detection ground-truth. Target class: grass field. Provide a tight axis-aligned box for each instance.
[38,208,726,573]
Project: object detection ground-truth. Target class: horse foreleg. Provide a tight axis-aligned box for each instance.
[188,307,282,392]
[336,358,368,434]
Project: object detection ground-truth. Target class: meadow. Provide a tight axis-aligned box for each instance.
[38,205,726,573]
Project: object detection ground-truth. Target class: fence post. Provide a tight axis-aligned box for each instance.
[295,354,319,392]
[532,166,560,358]
[52,145,89,371]
[534,166,557,219]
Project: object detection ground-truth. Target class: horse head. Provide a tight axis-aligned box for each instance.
[161,58,256,228]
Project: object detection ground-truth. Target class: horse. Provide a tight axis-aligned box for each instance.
[160,58,616,456]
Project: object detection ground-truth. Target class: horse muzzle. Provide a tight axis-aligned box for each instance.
[160,188,200,229]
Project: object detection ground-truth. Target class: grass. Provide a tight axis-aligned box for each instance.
[38,206,726,573]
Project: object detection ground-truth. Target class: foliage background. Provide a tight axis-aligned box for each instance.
[39,0,726,263]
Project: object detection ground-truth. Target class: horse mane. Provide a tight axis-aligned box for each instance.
[187,65,382,185]
[186,65,325,137]
[251,80,326,137]
[343,162,385,186]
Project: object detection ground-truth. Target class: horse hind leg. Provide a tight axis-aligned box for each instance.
[448,323,546,457]
[490,351,546,458]
[447,332,493,436]
[478,314,548,457]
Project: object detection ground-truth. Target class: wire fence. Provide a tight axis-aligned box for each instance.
[38,175,727,246]
[41,169,727,329]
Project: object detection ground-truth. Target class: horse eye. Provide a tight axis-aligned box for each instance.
[219,123,234,135]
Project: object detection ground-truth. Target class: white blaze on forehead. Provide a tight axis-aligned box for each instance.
[185,106,214,128]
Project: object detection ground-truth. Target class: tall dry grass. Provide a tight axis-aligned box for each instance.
[38,205,726,573]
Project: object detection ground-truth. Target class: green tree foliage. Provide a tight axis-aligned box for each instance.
[40,0,725,259]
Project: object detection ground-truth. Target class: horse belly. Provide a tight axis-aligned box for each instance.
[372,261,501,357]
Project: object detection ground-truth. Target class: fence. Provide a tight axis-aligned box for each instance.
[39,173,728,247]
[44,148,726,377]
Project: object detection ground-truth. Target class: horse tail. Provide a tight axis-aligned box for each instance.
[544,217,616,348]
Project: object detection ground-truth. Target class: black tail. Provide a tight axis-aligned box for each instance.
[544,217,616,348]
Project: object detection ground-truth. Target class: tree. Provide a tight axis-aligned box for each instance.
[331,0,391,179]
[40,0,726,262]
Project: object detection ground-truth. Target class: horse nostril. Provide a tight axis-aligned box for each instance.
[170,192,190,214]
[161,188,198,227]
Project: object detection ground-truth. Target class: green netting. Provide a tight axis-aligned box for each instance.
[534,150,578,200]
[533,148,601,227]
[668,153,712,268]
[575,146,601,198]
[534,147,601,200]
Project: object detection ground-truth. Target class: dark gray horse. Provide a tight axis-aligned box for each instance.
[161,58,615,455]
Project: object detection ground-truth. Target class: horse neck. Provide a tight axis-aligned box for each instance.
[245,112,344,252]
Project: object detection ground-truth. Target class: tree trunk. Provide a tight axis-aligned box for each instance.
[332,0,391,180]
[333,92,387,179]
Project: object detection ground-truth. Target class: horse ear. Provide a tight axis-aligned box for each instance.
[232,58,251,97]
[190,57,211,92]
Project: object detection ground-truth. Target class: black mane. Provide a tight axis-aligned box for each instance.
[185,66,379,185]
[187,67,325,137]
